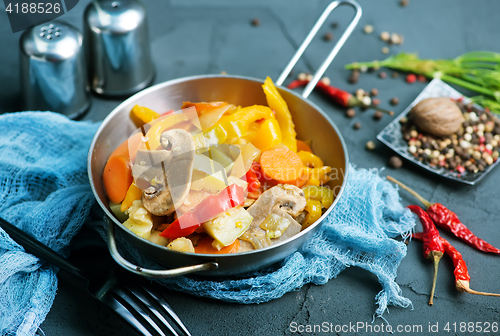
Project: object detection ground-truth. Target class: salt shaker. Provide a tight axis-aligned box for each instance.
[20,21,90,119]
[84,0,155,96]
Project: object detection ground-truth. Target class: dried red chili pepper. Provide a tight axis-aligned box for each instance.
[408,205,444,305]
[387,176,500,254]
[413,232,500,297]
[287,80,394,115]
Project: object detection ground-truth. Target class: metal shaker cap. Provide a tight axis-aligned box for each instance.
[84,0,155,96]
[20,21,90,119]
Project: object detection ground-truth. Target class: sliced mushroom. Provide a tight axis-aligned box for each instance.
[142,185,174,216]
[132,129,195,216]
[247,184,306,222]
[240,185,306,250]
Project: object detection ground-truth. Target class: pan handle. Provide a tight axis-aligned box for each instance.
[105,217,219,278]
[275,0,362,98]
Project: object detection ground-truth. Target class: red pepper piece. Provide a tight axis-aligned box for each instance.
[159,184,245,239]
[245,162,262,199]
[287,79,394,115]
[408,205,444,305]
[246,162,261,192]
[387,176,500,254]
[413,233,500,297]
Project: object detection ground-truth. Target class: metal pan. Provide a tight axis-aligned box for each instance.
[88,0,361,277]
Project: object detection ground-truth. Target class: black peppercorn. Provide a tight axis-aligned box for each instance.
[466,164,478,172]
[389,156,403,169]
[251,18,260,26]
[348,69,359,84]
[390,97,399,106]
[373,111,383,120]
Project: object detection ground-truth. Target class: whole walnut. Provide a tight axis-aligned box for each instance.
[409,97,465,137]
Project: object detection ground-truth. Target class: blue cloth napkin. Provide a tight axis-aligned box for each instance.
[0,112,415,336]
[0,112,99,336]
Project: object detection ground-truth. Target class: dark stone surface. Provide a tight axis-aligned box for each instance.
[1,0,500,335]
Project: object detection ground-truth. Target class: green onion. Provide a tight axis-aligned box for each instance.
[345,52,500,112]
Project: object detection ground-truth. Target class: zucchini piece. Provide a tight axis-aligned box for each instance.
[203,206,253,246]
[110,201,128,223]
[259,213,291,239]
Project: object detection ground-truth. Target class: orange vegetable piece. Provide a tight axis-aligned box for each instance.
[297,140,313,153]
[103,155,134,204]
[194,236,240,254]
[182,101,228,115]
[259,147,307,186]
[109,132,143,164]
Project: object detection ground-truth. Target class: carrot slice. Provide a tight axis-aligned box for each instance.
[182,101,228,115]
[260,147,306,186]
[103,155,133,204]
[194,236,240,254]
[297,140,313,153]
[109,132,143,163]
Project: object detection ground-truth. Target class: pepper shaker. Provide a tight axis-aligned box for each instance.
[84,0,155,96]
[20,21,90,119]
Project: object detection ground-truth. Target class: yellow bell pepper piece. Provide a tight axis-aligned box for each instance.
[298,151,324,168]
[302,200,323,229]
[217,120,247,139]
[120,183,143,212]
[262,77,297,152]
[242,122,261,144]
[303,166,331,185]
[252,119,282,151]
[212,105,273,140]
[304,176,321,186]
[302,185,334,209]
[130,105,161,129]
[142,113,191,150]
[193,123,228,152]
[219,105,274,127]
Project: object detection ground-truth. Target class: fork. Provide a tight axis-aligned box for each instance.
[0,216,192,336]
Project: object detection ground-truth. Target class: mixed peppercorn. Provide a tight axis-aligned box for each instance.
[401,100,500,175]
